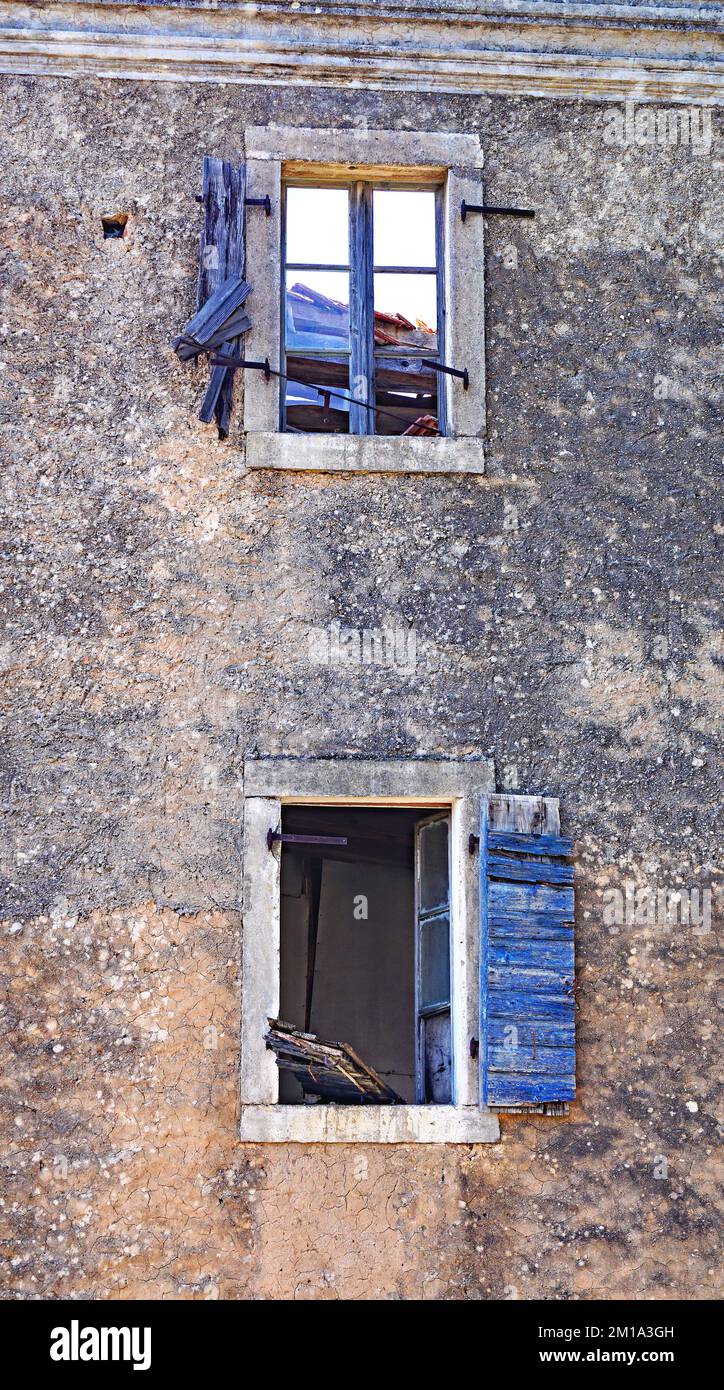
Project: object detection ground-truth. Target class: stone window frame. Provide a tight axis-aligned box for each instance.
[243,126,486,476]
[240,757,500,1143]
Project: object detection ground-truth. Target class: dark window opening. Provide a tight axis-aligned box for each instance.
[277,804,452,1105]
[101,213,128,240]
[281,182,444,437]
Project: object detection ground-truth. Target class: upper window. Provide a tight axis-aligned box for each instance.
[282,181,445,437]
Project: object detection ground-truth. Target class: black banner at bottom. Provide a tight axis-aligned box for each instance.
[0,1297,714,1378]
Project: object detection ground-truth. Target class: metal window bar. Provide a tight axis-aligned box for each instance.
[212,354,446,433]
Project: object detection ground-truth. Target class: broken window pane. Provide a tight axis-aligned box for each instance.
[420,911,451,1011]
[285,273,350,350]
[285,186,349,266]
[422,1009,452,1103]
[373,189,436,269]
[284,355,350,433]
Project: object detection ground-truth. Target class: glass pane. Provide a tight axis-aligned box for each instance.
[286,272,350,350]
[420,913,451,1010]
[374,273,437,349]
[418,818,449,914]
[285,355,350,434]
[373,189,436,269]
[375,356,438,437]
[423,1009,452,1103]
[286,187,349,266]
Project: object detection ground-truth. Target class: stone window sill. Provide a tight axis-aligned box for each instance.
[240,1104,500,1144]
[244,432,486,475]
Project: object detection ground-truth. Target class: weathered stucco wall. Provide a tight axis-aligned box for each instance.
[1,73,721,1299]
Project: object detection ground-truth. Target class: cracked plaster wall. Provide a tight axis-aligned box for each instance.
[0,75,721,1299]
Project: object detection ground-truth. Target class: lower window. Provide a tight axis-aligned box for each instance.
[275,804,451,1105]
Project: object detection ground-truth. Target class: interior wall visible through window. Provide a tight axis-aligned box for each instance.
[276,804,453,1105]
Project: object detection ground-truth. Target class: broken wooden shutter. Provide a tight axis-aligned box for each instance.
[480,794,575,1113]
[195,155,246,438]
[415,814,452,1103]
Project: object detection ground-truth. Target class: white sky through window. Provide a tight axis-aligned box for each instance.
[286,186,438,330]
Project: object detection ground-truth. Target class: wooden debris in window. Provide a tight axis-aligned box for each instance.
[265,1018,404,1105]
[402,414,439,437]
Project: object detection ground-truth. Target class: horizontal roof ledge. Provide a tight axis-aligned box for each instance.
[0,2,721,104]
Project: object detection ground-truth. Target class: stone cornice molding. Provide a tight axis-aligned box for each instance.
[0,1,721,104]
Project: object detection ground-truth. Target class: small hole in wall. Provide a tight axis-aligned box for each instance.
[101,213,128,240]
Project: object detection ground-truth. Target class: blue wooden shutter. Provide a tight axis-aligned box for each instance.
[196,155,246,438]
[480,794,575,1111]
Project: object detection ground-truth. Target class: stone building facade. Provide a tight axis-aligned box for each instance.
[1,1,721,1300]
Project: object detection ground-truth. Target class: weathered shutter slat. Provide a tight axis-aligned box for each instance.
[487,1075,573,1106]
[487,829,573,857]
[480,793,576,1112]
[488,1019,572,1048]
[489,991,573,1023]
[196,156,246,438]
[173,280,251,362]
[177,277,251,349]
[487,853,574,886]
[490,915,573,940]
[489,880,574,917]
[488,1046,575,1075]
[490,939,573,971]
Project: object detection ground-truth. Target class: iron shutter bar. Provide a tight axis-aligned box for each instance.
[267,830,349,851]
[461,200,535,221]
[245,195,272,216]
[196,193,272,215]
[209,355,468,427]
[212,354,467,392]
[427,360,469,390]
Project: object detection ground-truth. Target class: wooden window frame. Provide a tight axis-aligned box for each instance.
[414,813,453,1104]
[243,126,486,475]
[281,176,447,438]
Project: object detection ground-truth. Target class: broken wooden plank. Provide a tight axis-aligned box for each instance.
[174,307,251,362]
[487,853,575,887]
[173,275,251,358]
[285,404,349,433]
[402,413,439,436]
[287,353,437,397]
[265,1018,403,1104]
